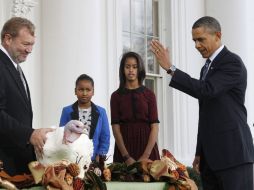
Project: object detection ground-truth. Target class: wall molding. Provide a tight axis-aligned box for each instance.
[12,0,37,17]
[167,0,198,165]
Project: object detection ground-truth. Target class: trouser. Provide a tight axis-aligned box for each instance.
[201,159,253,190]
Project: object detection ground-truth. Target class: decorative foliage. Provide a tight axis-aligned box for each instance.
[0,170,34,189]
[12,0,37,17]
[27,158,107,190]
[106,161,197,190]
[67,163,81,178]
[103,149,199,190]
[187,167,203,190]
[1,150,201,190]
[84,171,107,190]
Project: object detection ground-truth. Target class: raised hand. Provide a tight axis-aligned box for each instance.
[150,40,172,71]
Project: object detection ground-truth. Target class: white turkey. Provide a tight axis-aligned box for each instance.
[36,120,93,179]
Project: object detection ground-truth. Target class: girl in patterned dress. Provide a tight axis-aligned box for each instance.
[111,52,160,165]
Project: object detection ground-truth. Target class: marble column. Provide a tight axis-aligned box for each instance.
[159,0,205,165]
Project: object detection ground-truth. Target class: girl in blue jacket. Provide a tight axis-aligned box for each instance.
[59,74,110,161]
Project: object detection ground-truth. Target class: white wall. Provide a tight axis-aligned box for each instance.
[41,0,110,127]
[162,0,205,165]
[0,0,12,25]
[41,0,119,162]
[24,1,42,130]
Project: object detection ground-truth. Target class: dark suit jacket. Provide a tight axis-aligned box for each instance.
[170,46,254,171]
[0,49,35,176]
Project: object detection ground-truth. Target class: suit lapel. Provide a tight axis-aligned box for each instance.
[200,46,229,80]
[209,46,228,69]
[0,50,31,108]
[71,101,79,120]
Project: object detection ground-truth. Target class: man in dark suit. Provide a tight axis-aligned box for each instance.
[0,17,53,176]
[151,16,254,189]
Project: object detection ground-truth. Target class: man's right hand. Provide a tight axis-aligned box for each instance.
[29,128,55,159]
[150,40,172,71]
[192,156,201,174]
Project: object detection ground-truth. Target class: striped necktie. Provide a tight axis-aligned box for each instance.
[201,59,211,80]
[17,64,28,98]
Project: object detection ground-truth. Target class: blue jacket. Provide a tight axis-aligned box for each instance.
[59,101,110,160]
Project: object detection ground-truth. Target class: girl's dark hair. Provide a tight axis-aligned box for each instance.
[119,51,146,89]
[75,74,94,87]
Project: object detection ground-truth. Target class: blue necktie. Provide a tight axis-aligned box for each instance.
[201,59,211,80]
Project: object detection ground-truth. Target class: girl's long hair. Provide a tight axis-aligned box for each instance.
[118,51,146,89]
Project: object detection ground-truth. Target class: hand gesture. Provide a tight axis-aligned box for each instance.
[150,40,172,71]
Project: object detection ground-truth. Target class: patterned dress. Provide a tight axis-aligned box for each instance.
[78,107,92,134]
[110,86,160,162]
